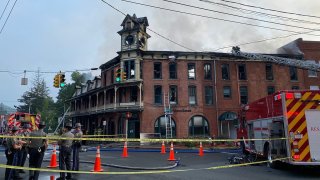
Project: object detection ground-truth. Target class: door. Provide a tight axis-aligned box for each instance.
[128,120,140,138]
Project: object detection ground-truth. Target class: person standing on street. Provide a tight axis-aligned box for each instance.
[72,123,83,171]
[5,126,25,180]
[18,123,31,174]
[57,123,74,180]
[28,121,47,180]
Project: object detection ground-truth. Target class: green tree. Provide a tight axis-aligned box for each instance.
[17,72,55,126]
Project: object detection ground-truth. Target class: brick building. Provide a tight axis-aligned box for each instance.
[67,15,315,139]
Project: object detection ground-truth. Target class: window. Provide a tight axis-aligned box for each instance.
[154,62,162,79]
[292,86,299,90]
[169,63,177,79]
[238,64,247,80]
[154,116,176,137]
[223,86,231,98]
[169,85,178,104]
[130,86,138,102]
[267,86,275,95]
[188,86,197,105]
[266,64,273,80]
[290,67,298,81]
[189,116,209,137]
[307,61,317,77]
[204,63,212,80]
[221,64,230,80]
[240,86,248,104]
[205,86,213,105]
[188,63,196,79]
[154,85,162,104]
[124,60,135,79]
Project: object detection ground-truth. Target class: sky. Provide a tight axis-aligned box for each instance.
[0,0,320,108]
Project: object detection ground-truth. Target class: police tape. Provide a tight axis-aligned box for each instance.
[0,135,288,143]
[0,157,290,175]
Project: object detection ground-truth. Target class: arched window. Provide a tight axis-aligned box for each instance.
[189,116,209,137]
[154,116,176,137]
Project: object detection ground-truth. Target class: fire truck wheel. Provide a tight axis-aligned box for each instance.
[265,145,279,169]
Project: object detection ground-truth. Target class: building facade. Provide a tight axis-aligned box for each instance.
[67,15,315,139]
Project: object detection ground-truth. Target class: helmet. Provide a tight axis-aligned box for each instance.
[65,123,72,128]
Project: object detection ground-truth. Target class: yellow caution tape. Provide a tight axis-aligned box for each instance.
[0,135,288,142]
[0,157,290,175]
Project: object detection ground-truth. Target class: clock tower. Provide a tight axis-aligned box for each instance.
[117,14,150,81]
[118,14,150,51]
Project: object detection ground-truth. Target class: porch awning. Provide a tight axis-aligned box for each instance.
[218,112,237,121]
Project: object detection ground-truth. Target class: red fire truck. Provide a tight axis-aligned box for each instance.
[6,112,41,131]
[238,90,320,167]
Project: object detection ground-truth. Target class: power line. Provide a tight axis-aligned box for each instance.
[118,0,320,36]
[162,0,320,31]
[200,0,320,25]
[0,0,11,21]
[0,0,18,34]
[100,0,196,51]
[219,0,320,19]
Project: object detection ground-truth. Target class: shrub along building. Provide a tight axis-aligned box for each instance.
[67,14,316,139]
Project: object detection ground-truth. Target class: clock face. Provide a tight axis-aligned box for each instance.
[125,35,134,45]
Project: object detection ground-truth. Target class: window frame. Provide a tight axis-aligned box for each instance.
[223,86,232,98]
[154,116,176,138]
[267,86,275,95]
[188,63,196,80]
[238,64,247,80]
[188,116,209,137]
[265,63,274,80]
[169,85,178,105]
[188,85,197,105]
[221,64,230,80]
[154,85,162,104]
[153,62,162,79]
[205,86,214,105]
[204,63,212,80]
[169,63,177,79]
[240,86,248,104]
[289,66,298,81]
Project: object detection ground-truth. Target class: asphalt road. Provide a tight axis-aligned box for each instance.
[0,147,319,180]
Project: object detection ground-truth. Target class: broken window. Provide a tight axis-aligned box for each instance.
[204,63,212,80]
[238,64,247,80]
[188,63,196,79]
[154,62,162,79]
[290,66,298,81]
[169,63,177,79]
[266,63,274,80]
[169,85,178,104]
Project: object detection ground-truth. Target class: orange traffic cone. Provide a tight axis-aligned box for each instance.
[122,141,128,158]
[47,145,58,168]
[167,142,176,161]
[160,141,166,154]
[91,146,103,172]
[50,175,55,180]
[199,142,204,156]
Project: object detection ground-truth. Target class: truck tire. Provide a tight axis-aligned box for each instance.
[265,145,278,169]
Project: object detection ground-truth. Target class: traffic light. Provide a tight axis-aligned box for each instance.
[53,74,60,88]
[60,73,66,87]
[116,68,121,82]
[122,71,127,80]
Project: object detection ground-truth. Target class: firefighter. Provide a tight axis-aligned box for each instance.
[72,123,83,171]
[18,123,31,173]
[28,121,47,180]
[57,123,74,180]
[5,126,26,180]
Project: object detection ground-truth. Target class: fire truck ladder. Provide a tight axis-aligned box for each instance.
[164,93,173,139]
[54,106,70,134]
[231,46,320,72]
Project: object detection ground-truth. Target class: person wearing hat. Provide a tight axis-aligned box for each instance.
[57,122,74,180]
[18,123,31,173]
[5,126,25,180]
[72,123,83,171]
[28,121,48,180]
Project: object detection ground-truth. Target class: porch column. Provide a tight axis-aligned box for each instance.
[96,92,98,112]
[114,86,118,109]
[89,96,91,111]
[104,90,106,110]
[139,83,142,107]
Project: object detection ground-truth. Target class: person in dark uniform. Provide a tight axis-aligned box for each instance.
[72,123,83,171]
[28,121,47,180]
[18,123,31,173]
[5,126,25,180]
[57,123,74,180]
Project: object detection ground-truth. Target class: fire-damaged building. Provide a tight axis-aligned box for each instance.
[66,14,320,139]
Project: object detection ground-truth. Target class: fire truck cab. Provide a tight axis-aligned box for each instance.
[238,90,320,167]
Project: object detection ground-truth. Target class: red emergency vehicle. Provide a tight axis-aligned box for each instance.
[238,90,320,167]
